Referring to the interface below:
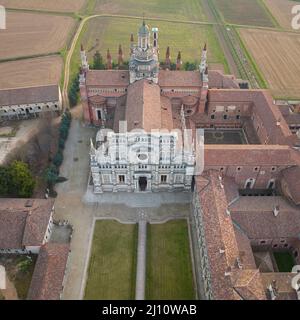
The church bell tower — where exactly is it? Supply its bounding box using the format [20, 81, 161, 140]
[129, 20, 159, 84]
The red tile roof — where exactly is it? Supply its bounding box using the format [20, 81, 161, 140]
[126, 79, 162, 131]
[230, 196, 300, 239]
[280, 166, 300, 205]
[159, 70, 201, 87]
[208, 70, 240, 89]
[86, 70, 129, 87]
[0, 209, 27, 249]
[204, 145, 297, 166]
[27, 243, 70, 300]
[0, 85, 59, 106]
[195, 170, 267, 300]
[232, 269, 266, 300]
[0, 199, 54, 249]
[195, 170, 239, 300]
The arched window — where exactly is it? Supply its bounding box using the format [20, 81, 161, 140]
[245, 178, 255, 189]
[267, 179, 275, 189]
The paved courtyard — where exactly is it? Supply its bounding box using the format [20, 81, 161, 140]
[54, 118, 191, 299]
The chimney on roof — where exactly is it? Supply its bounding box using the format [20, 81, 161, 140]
[276, 117, 281, 126]
[225, 267, 232, 277]
[273, 205, 280, 217]
[236, 257, 243, 269]
[268, 284, 277, 300]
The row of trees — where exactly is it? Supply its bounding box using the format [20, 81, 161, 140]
[69, 75, 80, 108]
[160, 61, 198, 71]
[91, 51, 129, 70]
[0, 161, 36, 198]
[44, 111, 72, 196]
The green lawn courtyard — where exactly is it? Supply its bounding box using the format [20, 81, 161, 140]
[273, 251, 295, 273]
[146, 219, 195, 300]
[84, 220, 138, 299]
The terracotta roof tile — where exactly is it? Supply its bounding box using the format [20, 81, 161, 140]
[0, 199, 54, 248]
[0, 85, 59, 107]
[204, 145, 296, 166]
[86, 70, 129, 87]
[159, 70, 201, 87]
[231, 197, 300, 239]
[126, 79, 161, 131]
[27, 243, 70, 300]
[232, 269, 266, 300]
[281, 166, 300, 205]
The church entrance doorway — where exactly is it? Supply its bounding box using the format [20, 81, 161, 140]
[139, 177, 147, 192]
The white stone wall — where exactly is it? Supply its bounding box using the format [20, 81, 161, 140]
[91, 130, 195, 193]
[42, 207, 54, 244]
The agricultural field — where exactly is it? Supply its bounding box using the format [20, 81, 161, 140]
[70, 17, 228, 80]
[0, 11, 75, 60]
[264, 0, 300, 31]
[0, 55, 63, 89]
[91, 0, 207, 21]
[212, 0, 276, 27]
[239, 28, 300, 99]
[146, 220, 195, 300]
[1, 0, 86, 12]
[84, 220, 138, 300]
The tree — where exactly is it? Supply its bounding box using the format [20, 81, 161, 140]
[183, 61, 197, 71]
[93, 51, 105, 70]
[44, 165, 59, 187]
[53, 151, 63, 167]
[0, 166, 10, 196]
[68, 74, 80, 107]
[8, 161, 36, 198]
[59, 138, 65, 149]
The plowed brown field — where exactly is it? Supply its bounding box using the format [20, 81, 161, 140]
[0, 12, 75, 60]
[264, 0, 300, 31]
[1, 0, 86, 12]
[0, 55, 63, 89]
[240, 28, 300, 99]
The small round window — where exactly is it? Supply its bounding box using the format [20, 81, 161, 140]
[138, 154, 148, 161]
